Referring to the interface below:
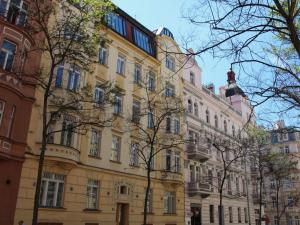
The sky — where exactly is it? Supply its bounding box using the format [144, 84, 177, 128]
[112, 0, 231, 92]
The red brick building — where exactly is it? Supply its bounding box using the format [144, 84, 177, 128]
[0, 1, 41, 224]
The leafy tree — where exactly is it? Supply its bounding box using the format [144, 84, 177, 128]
[25, 1, 116, 225]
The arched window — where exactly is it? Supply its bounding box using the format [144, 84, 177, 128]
[224, 120, 227, 133]
[188, 99, 193, 113]
[206, 109, 210, 124]
[194, 103, 198, 117]
[214, 115, 218, 128]
[232, 125, 235, 137]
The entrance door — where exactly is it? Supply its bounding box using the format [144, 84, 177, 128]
[191, 206, 201, 225]
[116, 203, 129, 225]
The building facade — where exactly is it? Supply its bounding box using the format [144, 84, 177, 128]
[183, 53, 255, 225]
[0, 1, 42, 224]
[14, 4, 185, 225]
[264, 121, 300, 225]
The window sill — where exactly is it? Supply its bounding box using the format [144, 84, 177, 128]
[88, 155, 102, 160]
[39, 207, 66, 211]
[116, 72, 126, 77]
[99, 63, 109, 68]
[163, 213, 177, 216]
[129, 164, 140, 168]
[141, 212, 154, 215]
[83, 208, 102, 213]
[110, 160, 121, 164]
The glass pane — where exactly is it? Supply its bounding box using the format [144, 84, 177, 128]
[46, 181, 56, 207]
[56, 182, 64, 207]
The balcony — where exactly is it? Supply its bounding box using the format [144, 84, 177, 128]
[159, 170, 183, 184]
[186, 143, 210, 162]
[37, 143, 80, 165]
[188, 180, 212, 198]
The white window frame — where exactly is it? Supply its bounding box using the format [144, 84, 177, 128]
[130, 142, 139, 167]
[166, 54, 175, 71]
[190, 72, 195, 85]
[86, 179, 99, 209]
[113, 95, 122, 115]
[99, 47, 108, 65]
[116, 55, 125, 75]
[0, 40, 16, 71]
[164, 192, 176, 214]
[0, 100, 5, 127]
[174, 117, 180, 134]
[174, 152, 180, 173]
[89, 129, 101, 157]
[165, 82, 175, 97]
[148, 71, 156, 91]
[1, 0, 28, 26]
[67, 66, 81, 91]
[111, 135, 121, 161]
[145, 188, 153, 213]
[134, 64, 141, 84]
[40, 172, 65, 208]
[94, 86, 104, 105]
[132, 100, 140, 123]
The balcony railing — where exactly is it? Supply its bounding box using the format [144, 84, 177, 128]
[188, 180, 212, 197]
[186, 142, 210, 162]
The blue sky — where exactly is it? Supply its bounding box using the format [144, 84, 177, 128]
[112, 0, 231, 91]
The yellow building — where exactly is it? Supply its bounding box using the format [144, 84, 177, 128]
[14, 4, 185, 225]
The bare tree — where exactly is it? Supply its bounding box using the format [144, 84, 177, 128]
[125, 72, 185, 225]
[25, 1, 118, 225]
[182, 0, 300, 121]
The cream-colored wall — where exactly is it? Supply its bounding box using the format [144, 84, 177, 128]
[15, 26, 186, 225]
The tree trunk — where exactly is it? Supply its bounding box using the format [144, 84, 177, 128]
[259, 170, 263, 225]
[219, 191, 224, 225]
[143, 165, 151, 225]
[32, 94, 49, 225]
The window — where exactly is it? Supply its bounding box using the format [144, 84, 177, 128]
[209, 205, 214, 223]
[190, 72, 195, 85]
[60, 118, 75, 147]
[0, 100, 4, 127]
[1, 0, 28, 26]
[130, 142, 139, 167]
[227, 175, 232, 194]
[194, 103, 198, 116]
[188, 99, 193, 113]
[145, 188, 153, 213]
[166, 117, 171, 133]
[274, 216, 278, 225]
[147, 112, 154, 128]
[133, 27, 154, 55]
[119, 185, 129, 195]
[166, 54, 175, 71]
[236, 177, 240, 194]
[89, 129, 101, 157]
[206, 109, 210, 124]
[237, 207, 241, 223]
[116, 55, 125, 75]
[272, 196, 276, 208]
[214, 115, 218, 128]
[86, 179, 99, 209]
[295, 216, 299, 225]
[229, 207, 233, 223]
[232, 125, 235, 137]
[55, 63, 64, 87]
[98, 47, 108, 65]
[174, 117, 180, 134]
[105, 13, 127, 37]
[67, 66, 81, 91]
[164, 192, 175, 214]
[224, 120, 227, 133]
[287, 196, 294, 207]
[7, 105, 15, 137]
[148, 71, 156, 91]
[0, 40, 16, 71]
[113, 95, 122, 115]
[94, 86, 104, 105]
[287, 217, 293, 225]
[165, 150, 172, 171]
[165, 83, 175, 97]
[174, 152, 180, 173]
[244, 208, 248, 223]
[134, 64, 141, 84]
[285, 145, 290, 153]
[40, 172, 65, 208]
[132, 100, 140, 123]
[270, 179, 276, 189]
[111, 135, 121, 161]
